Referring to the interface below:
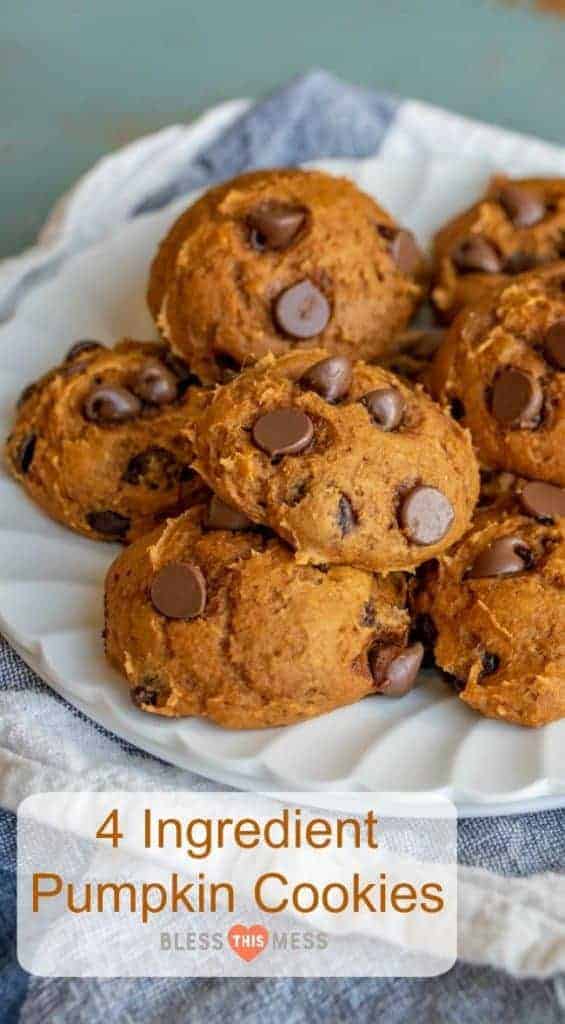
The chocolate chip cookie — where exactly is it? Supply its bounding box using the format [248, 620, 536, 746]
[413, 497, 565, 727]
[429, 264, 565, 486]
[104, 502, 421, 728]
[148, 169, 426, 384]
[189, 349, 479, 573]
[5, 339, 207, 542]
[432, 176, 565, 322]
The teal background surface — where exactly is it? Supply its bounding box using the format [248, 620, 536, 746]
[2, 0, 565, 259]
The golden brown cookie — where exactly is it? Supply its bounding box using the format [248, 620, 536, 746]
[189, 349, 479, 573]
[432, 176, 565, 322]
[413, 499, 565, 727]
[5, 339, 207, 542]
[148, 168, 426, 384]
[429, 264, 565, 486]
[104, 503, 420, 728]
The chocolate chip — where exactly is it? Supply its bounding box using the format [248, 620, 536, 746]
[247, 202, 306, 250]
[544, 320, 565, 370]
[214, 351, 241, 383]
[86, 510, 130, 537]
[83, 385, 141, 423]
[65, 339, 105, 361]
[150, 562, 206, 619]
[273, 280, 330, 339]
[299, 355, 352, 402]
[337, 494, 358, 536]
[390, 230, 421, 275]
[480, 651, 501, 678]
[399, 486, 454, 545]
[503, 250, 538, 275]
[452, 237, 502, 274]
[491, 368, 544, 429]
[131, 685, 159, 708]
[122, 447, 182, 489]
[162, 351, 200, 391]
[468, 535, 532, 578]
[252, 407, 314, 458]
[498, 184, 546, 228]
[449, 397, 466, 421]
[369, 642, 424, 697]
[206, 495, 253, 531]
[132, 362, 178, 406]
[16, 433, 36, 474]
[362, 388, 406, 431]
[519, 480, 565, 522]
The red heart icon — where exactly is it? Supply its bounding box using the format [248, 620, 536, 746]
[227, 924, 269, 962]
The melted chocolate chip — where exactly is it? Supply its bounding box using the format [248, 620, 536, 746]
[399, 486, 454, 546]
[362, 388, 406, 431]
[273, 280, 330, 339]
[490, 368, 544, 429]
[83, 385, 141, 423]
[65, 339, 105, 361]
[449, 396, 466, 422]
[122, 447, 182, 489]
[150, 562, 207, 619]
[337, 494, 358, 536]
[16, 433, 36, 474]
[247, 202, 306, 250]
[252, 407, 314, 457]
[132, 362, 178, 406]
[544, 320, 565, 370]
[452, 237, 502, 274]
[369, 642, 424, 697]
[131, 685, 159, 708]
[86, 510, 130, 538]
[498, 184, 546, 229]
[390, 230, 422, 275]
[299, 355, 352, 403]
[480, 651, 501, 678]
[519, 480, 565, 522]
[206, 495, 253, 531]
[503, 250, 539, 275]
[162, 352, 200, 392]
[468, 535, 532, 578]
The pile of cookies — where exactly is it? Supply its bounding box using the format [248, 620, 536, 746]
[6, 169, 565, 729]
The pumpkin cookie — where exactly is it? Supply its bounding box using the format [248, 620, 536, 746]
[189, 349, 479, 573]
[429, 264, 565, 486]
[5, 339, 207, 542]
[413, 497, 565, 727]
[104, 502, 420, 728]
[148, 168, 426, 383]
[432, 176, 565, 322]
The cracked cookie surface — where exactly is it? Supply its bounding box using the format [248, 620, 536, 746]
[432, 176, 565, 322]
[189, 349, 479, 573]
[104, 503, 413, 728]
[429, 264, 565, 486]
[413, 498, 565, 727]
[148, 168, 426, 384]
[5, 339, 207, 542]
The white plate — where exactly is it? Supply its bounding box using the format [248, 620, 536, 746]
[3, 105, 565, 816]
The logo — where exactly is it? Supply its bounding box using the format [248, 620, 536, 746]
[227, 924, 269, 962]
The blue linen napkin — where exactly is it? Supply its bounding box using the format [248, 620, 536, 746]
[1, 70, 564, 1022]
